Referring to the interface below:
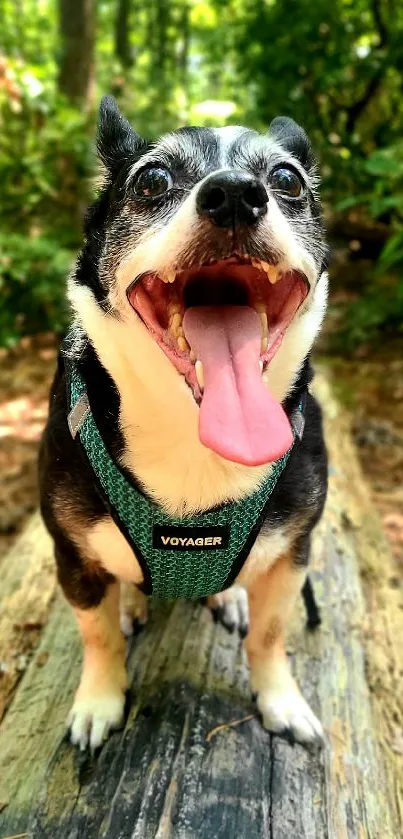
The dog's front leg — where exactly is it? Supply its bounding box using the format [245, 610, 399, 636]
[68, 581, 128, 751]
[244, 545, 324, 747]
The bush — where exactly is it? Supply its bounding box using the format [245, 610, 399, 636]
[0, 72, 89, 346]
[335, 144, 403, 349]
[0, 233, 75, 346]
[0, 97, 93, 246]
[336, 276, 403, 351]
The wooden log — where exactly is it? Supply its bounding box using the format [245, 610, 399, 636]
[0, 513, 56, 721]
[0, 372, 401, 838]
[314, 371, 403, 831]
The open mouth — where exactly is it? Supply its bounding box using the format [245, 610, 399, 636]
[127, 257, 308, 466]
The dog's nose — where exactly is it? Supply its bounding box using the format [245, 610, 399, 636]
[196, 170, 268, 228]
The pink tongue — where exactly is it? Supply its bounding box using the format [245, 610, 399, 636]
[183, 305, 293, 466]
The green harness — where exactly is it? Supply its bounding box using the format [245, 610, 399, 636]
[67, 362, 304, 600]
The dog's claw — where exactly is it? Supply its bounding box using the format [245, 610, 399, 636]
[120, 582, 148, 637]
[207, 584, 249, 638]
[68, 692, 126, 752]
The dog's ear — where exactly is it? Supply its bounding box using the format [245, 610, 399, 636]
[97, 96, 144, 178]
[269, 117, 315, 172]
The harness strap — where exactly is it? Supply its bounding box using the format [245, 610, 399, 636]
[66, 359, 305, 600]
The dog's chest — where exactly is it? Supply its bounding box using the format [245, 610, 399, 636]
[86, 514, 291, 590]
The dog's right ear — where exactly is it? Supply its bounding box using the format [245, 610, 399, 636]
[268, 116, 315, 173]
[97, 96, 144, 179]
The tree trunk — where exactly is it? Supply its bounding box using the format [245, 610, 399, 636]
[178, 1, 190, 88]
[58, 0, 96, 107]
[115, 0, 133, 69]
[155, 0, 169, 78]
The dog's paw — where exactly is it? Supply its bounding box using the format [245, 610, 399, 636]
[207, 584, 249, 637]
[257, 688, 324, 748]
[119, 582, 148, 637]
[68, 690, 126, 752]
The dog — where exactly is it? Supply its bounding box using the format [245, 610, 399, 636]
[39, 96, 329, 752]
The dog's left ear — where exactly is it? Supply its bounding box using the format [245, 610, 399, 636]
[269, 116, 315, 172]
[97, 95, 145, 179]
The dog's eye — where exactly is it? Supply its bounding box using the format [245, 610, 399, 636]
[270, 167, 303, 198]
[134, 167, 173, 197]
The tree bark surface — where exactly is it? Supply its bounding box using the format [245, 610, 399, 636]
[58, 0, 96, 106]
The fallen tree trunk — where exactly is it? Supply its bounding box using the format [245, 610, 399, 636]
[0, 370, 401, 837]
[0, 514, 56, 720]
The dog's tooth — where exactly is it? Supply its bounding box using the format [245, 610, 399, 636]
[178, 336, 189, 353]
[168, 300, 182, 316]
[267, 265, 279, 284]
[171, 313, 182, 334]
[259, 359, 263, 373]
[195, 360, 204, 391]
[190, 349, 196, 362]
[260, 312, 268, 353]
[163, 269, 176, 284]
[255, 301, 265, 314]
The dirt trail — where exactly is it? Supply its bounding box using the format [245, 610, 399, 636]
[0, 334, 57, 559]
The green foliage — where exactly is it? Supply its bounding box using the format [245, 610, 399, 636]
[0, 0, 403, 347]
[0, 82, 92, 245]
[334, 142, 403, 348]
[0, 234, 74, 346]
[338, 144, 403, 222]
[335, 274, 403, 351]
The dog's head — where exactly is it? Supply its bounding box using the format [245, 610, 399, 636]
[70, 96, 328, 468]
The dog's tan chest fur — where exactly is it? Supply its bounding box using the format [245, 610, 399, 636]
[86, 515, 292, 589]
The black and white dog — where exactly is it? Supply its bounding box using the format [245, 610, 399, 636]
[40, 97, 329, 752]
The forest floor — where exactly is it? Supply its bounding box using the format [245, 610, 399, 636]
[0, 333, 56, 559]
[0, 329, 402, 575]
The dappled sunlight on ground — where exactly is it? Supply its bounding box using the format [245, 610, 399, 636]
[0, 395, 48, 441]
[0, 335, 57, 557]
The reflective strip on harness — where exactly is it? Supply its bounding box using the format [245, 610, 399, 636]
[67, 393, 90, 439]
[67, 363, 302, 600]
